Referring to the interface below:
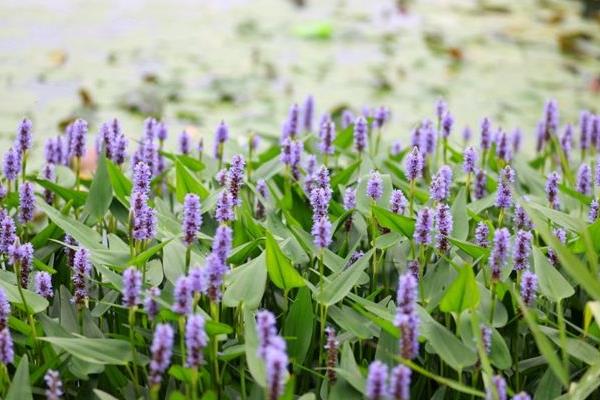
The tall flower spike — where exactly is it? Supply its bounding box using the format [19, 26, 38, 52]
[396, 273, 418, 315]
[256, 310, 286, 359]
[211, 225, 233, 265]
[310, 187, 331, 222]
[496, 130, 511, 161]
[3, 147, 20, 182]
[343, 187, 357, 211]
[312, 216, 332, 249]
[441, 111, 453, 138]
[133, 161, 152, 196]
[391, 140, 402, 156]
[512, 392, 532, 400]
[302, 96, 314, 132]
[580, 110, 591, 151]
[547, 227, 567, 267]
[463, 126, 472, 143]
[353, 116, 368, 153]
[44, 369, 63, 400]
[487, 375, 507, 400]
[405, 147, 424, 181]
[15, 118, 33, 158]
[41, 164, 56, 204]
[341, 110, 354, 130]
[545, 171, 561, 209]
[9, 242, 33, 288]
[480, 117, 492, 150]
[144, 287, 161, 321]
[227, 154, 246, 205]
[256, 179, 269, 219]
[214, 121, 229, 159]
[0, 328, 14, 365]
[0, 288, 10, 330]
[560, 125, 572, 160]
[324, 326, 339, 383]
[69, 118, 88, 159]
[576, 163, 592, 195]
[149, 323, 174, 386]
[18, 182, 35, 224]
[544, 99, 559, 134]
[0, 214, 16, 255]
[72, 247, 92, 306]
[513, 230, 532, 271]
[435, 203, 453, 252]
[512, 128, 522, 153]
[319, 119, 335, 155]
[414, 207, 433, 245]
[474, 169, 487, 200]
[365, 361, 389, 400]
[521, 271, 538, 307]
[589, 199, 599, 223]
[182, 194, 202, 246]
[34, 272, 53, 299]
[186, 314, 208, 368]
[435, 98, 447, 122]
[389, 365, 411, 400]
[179, 130, 191, 155]
[463, 146, 477, 173]
[489, 228, 510, 281]
[367, 170, 384, 201]
[172, 276, 192, 315]
[481, 325, 492, 354]
[189, 266, 206, 295]
[389, 189, 408, 215]
[496, 166, 515, 209]
[423, 121, 436, 155]
[374, 106, 390, 129]
[287, 103, 300, 139]
[266, 346, 288, 400]
[514, 205, 533, 230]
[122, 267, 142, 308]
[215, 191, 234, 223]
[205, 253, 228, 302]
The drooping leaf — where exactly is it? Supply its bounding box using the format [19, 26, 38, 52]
[264, 231, 305, 290]
[440, 265, 479, 313]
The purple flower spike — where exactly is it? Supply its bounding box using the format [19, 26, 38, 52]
[481, 325, 492, 354]
[172, 276, 192, 315]
[441, 112, 453, 138]
[41, 164, 56, 204]
[365, 361, 389, 400]
[256, 310, 279, 359]
[0, 328, 14, 365]
[344, 187, 357, 211]
[34, 272, 53, 299]
[496, 130, 511, 162]
[18, 182, 35, 224]
[512, 392, 532, 400]
[374, 106, 390, 129]
[227, 154, 246, 206]
[405, 147, 424, 181]
[414, 207, 433, 245]
[319, 119, 336, 155]
[133, 161, 152, 196]
[435, 98, 447, 122]
[69, 118, 88, 159]
[489, 228, 510, 281]
[44, 369, 63, 400]
[214, 121, 229, 158]
[521, 271, 538, 307]
[324, 327, 339, 383]
[149, 323, 174, 387]
[302, 95, 314, 132]
[312, 216, 332, 249]
[16, 118, 33, 155]
[580, 110, 591, 151]
[544, 99, 559, 134]
[560, 125, 572, 160]
[367, 171, 384, 201]
[72, 247, 92, 306]
[179, 130, 191, 155]
[266, 346, 288, 400]
[576, 163, 592, 196]
[547, 227, 567, 267]
[0, 288, 11, 330]
[256, 179, 268, 219]
[535, 121, 547, 153]
[215, 191, 235, 223]
[514, 205, 533, 230]
[182, 194, 202, 246]
[480, 118, 492, 150]
[390, 189, 408, 215]
[341, 110, 354, 129]
[487, 375, 507, 400]
[474, 169, 487, 200]
[589, 199, 599, 223]
[430, 167, 451, 202]
[396, 272, 418, 315]
[463, 146, 477, 173]
[9, 242, 33, 288]
[391, 140, 402, 156]
[0, 215, 16, 255]
[145, 287, 161, 321]
[410, 126, 422, 150]
[496, 166, 515, 209]
[287, 103, 300, 139]
[212, 225, 232, 265]
[390, 365, 411, 400]
[435, 203, 453, 252]
[423, 120, 437, 155]
[545, 171, 561, 209]
[186, 314, 208, 367]
[354, 116, 368, 153]
[205, 253, 228, 302]
[463, 126, 472, 143]
[122, 267, 142, 308]
[3, 147, 21, 182]
[156, 121, 168, 142]
[513, 230, 532, 271]
[310, 187, 331, 222]
[512, 128, 522, 153]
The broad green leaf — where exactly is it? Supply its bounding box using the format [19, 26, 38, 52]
[223, 252, 267, 309]
[532, 247, 574, 301]
[284, 287, 313, 365]
[451, 188, 468, 240]
[372, 205, 415, 238]
[105, 159, 132, 205]
[83, 150, 113, 220]
[540, 326, 600, 365]
[332, 125, 353, 149]
[35, 179, 87, 207]
[163, 241, 187, 285]
[356, 174, 393, 215]
[328, 305, 378, 339]
[264, 231, 305, 290]
[6, 355, 32, 400]
[440, 265, 479, 313]
[554, 363, 600, 400]
[93, 389, 120, 400]
[243, 307, 265, 387]
[39, 337, 133, 365]
[331, 159, 360, 187]
[127, 239, 172, 268]
[318, 249, 374, 306]
[175, 159, 209, 202]
[335, 342, 364, 393]
[0, 280, 48, 314]
[449, 237, 489, 260]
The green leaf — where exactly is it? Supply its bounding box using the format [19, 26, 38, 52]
[83, 150, 113, 220]
[223, 252, 267, 309]
[93, 389, 120, 400]
[554, 363, 600, 400]
[35, 179, 87, 207]
[335, 342, 364, 393]
[318, 249, 374, 306]
[371, 205, 415, 238]
[163, 241, 187, 285]
[532, 247, 574, 301]
[440, 265, 479, 313]
[451, 188, 468, 240]
[39, 337, 133, 365]
[6, 355, 32, 400]
[243, 307, 265, 387]
[331, 160, 360, 188]
[105, 159, 132, 205]
[127, 239, 172, 268]
[332, 125, 353, 149]
[284, 287, 314, 365]
[264, 231, 305, 290]
[292, 21, 333, 40]
[449, 238, 489, 260]
[176, 159, 209, 202]
[0, 280, 48, 314]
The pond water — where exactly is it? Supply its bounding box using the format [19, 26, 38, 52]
[0, 0, 598, 153]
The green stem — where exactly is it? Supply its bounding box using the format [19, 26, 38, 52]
[210, 303, 221, 393]
[128, 307, 141, 396]
[557, 300, 569, 372]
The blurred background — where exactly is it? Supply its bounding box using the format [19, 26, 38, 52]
[0, 0, 599, 152]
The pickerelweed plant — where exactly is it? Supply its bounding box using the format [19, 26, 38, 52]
[0, 99, 599, 400]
